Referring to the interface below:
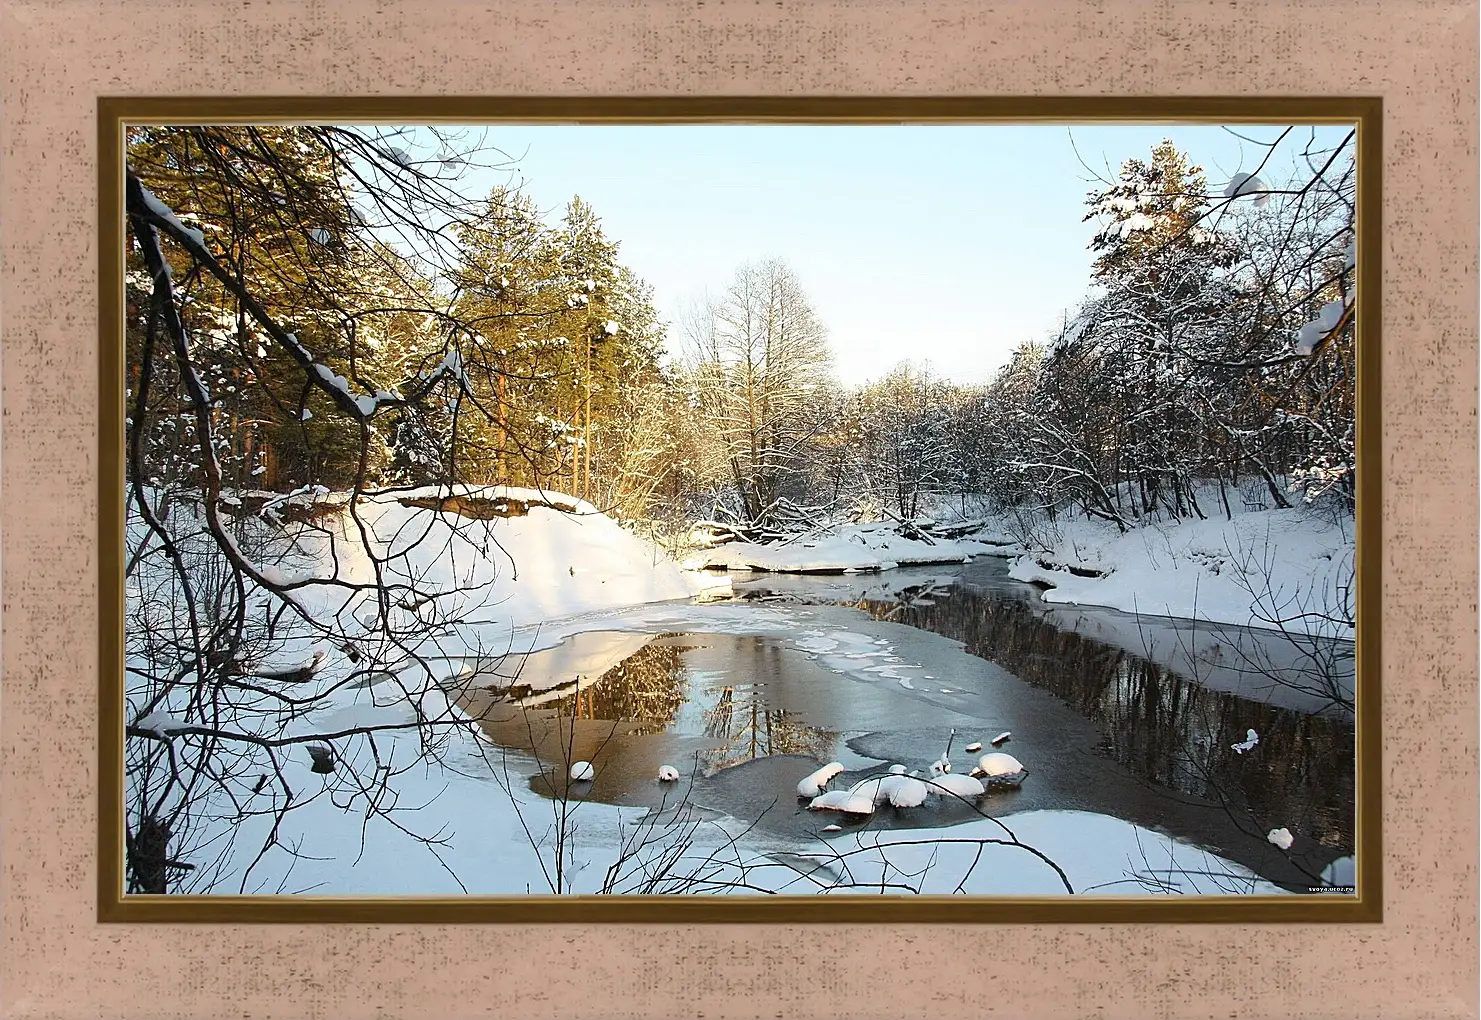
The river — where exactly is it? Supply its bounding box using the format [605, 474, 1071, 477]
[451, 557, 1356, 893]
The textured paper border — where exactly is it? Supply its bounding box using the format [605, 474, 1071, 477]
[3, 1, 1476, 1017]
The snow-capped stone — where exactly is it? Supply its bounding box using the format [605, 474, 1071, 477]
[797, 762, 846, 798]
[809, 789, 875, 815]
[925, 773, 985, 799]
[888, 776, 929, 808]
[976, 752, 1025, 777]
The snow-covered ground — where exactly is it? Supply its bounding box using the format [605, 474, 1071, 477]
[125, 486, 1339, 896]
[202, 697, 1285, 897]
[301, 484, 728, 649]
[676, 494, 1354, 643]
[1003, 506, 1355, 640]
[682, 522, 991, 573]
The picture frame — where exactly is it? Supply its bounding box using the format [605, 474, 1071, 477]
[99, 95, 1379, 923]
[5, 2, 1475, 1018]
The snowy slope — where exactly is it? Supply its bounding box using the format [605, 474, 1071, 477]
[1006, 507, 1355, 639]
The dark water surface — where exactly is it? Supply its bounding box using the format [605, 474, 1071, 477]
[453, 559, 1355, 891]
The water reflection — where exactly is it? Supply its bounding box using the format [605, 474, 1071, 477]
[449, 560, 1354, 878]
[861, 579, 1355, 851]
[546, 638, 691, 731]
[453, 632, 845, 800]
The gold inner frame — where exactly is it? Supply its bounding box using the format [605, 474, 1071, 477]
[98, 96, 1382, 923]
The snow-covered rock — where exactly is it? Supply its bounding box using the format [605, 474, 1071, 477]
[925, 773, 985, 800]
[569, 761, 595, 782]
[797, 762, 846, 798]
[888, 776, 929, 808]
[974, 752, 1026, 777]
[657, 765, 680, 782]
[809, 789, 875, 815]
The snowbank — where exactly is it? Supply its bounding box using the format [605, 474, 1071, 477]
[683, 523, 975, 574]
[1006, 507, 1355, 639]
[251, 485, 730, 656]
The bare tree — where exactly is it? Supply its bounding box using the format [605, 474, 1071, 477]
[122, 125, 567, 893]
[682, 260, 835, 529]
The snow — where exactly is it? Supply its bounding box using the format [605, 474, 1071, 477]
[808, 789, 875, 815]
[1231, 728, 1260, 754]
[250, 647, 326, 676]
[1267, 827, 1295, 850]
[1321, 855, 1355, 887]
[796, 761, 846, 798]
[683, 523, 974, 574]
[887, 776, 929, 808]
[976, 752, 1025, 777]
[800, 811, 1287, 896]
[136, 181, 208, 248]
[272, 485, 723, 659]
[964, 742, 983, 753]
[849, 776, 892, 805]
[131, 615, 1290, 897]
[1316, 298, 1346, 332]
[1294, 320, 1324, 356]
[924, 773, 985, 799]
[132, 710, 191, 737]
[569, 761, 595, 781]
[1294, 294, 1353, 354]
[1117, 212, 1157, 236]
[125, 483, 1324, 899]
[1007, 506, 1354, 639]
[1223, 172, 1270, 207]
[991, 731, 1012, 746]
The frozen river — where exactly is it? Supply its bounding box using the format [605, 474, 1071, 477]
[451, 559, 1356, 893]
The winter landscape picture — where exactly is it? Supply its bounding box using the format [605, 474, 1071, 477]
[117, 114, 1364, 902]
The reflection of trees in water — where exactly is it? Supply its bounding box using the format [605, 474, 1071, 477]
[699, 688, 836, 773]
[548, 638, 691, 729]
[698, 640, 836, 771]
[863, 589, 1355, 851]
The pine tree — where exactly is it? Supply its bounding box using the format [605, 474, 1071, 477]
[449, 186, 564, 486]
[1078, 140, 1245, 518]
[126, 126, 392, 492]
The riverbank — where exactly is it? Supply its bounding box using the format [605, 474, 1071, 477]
[1002, 505, 1355, 640]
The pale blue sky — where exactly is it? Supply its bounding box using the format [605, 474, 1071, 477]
[413, 123, 1353, 386]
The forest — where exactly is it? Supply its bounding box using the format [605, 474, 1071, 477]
[125, 127, 1356, 540]
[120, 124, 1359, 897]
